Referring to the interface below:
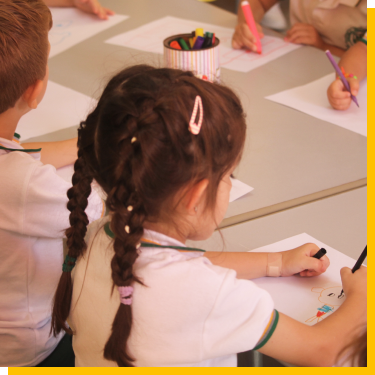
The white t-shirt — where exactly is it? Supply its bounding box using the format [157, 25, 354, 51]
[69, 217, 276, 367]
[290, 0, 367, 49]
[0, 135, 104, 367]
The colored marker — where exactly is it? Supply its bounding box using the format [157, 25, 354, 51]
[179, 38, 190, 50]
[202, 36, 212, 48]
[241, 1, 262, 54]
[325, 50, 359, 107]
[212, 33, 215, 44]
[195, 28, 204, 38]
[170, 40, 181, 50]
[192, 36, 205, 50]
[339, 245, 367, 297]
[312, 248, 327, 259]
[189, 37, 195, 48]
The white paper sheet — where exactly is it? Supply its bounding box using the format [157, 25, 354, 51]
[250, 233, 359, 325]
[16, 81, 97, 141]
[266, 73, 367, 137]
[229, 177, 254, 202]
[56, 171, 252, 204]
[49, 8, 128, 58]
[105, 16, 300, 72]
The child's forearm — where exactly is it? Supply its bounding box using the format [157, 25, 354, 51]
[338, 42, 367, 82]
[22, 138, 77, 169]
[310, 292, 367, 365]
[322, 43, 345, 57]
[204, 251, 267, 279]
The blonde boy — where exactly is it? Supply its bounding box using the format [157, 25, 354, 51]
[0, 0, 104, 366]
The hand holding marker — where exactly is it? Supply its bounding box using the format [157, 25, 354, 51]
[325, 50, 359, 107]
[241, 1, 262, 54]
[338, 245, 367, 298]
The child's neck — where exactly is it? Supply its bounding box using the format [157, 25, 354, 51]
[0, 107, 22, 140]
[143, 221, 187, 244]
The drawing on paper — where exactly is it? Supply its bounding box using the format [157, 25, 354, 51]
[305, 285, 345, 323]
[49, 20, 73, 46]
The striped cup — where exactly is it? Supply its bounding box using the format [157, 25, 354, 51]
[163, 34, 220, 82]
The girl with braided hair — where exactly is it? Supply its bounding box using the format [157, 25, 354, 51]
[51, 65, 366, 367]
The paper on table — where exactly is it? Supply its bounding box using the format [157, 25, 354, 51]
[266, 73, 367, 137]
[229, 178, 254, 202]
[57, 170, 252, 204]
[105, 16, 300, 73]
[49, 8, 128, 58]
[250, 233, 358, 325]
[17, 81, 97, 141]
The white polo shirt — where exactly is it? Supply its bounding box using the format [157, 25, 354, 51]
[69, 217, 277, 367]
[0, 135, 104, 367]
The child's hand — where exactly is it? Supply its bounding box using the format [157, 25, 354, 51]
[73, 0, 114, 20]
[280, 243, 330, 277]
[232, 21, 264, 52]
[284, 23, 325, 50]
[340, 266, 367, 298]
[327, 77, 359, 110]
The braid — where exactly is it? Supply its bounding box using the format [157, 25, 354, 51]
[51, 141, 93, 336]
[103, 133, 146, 366]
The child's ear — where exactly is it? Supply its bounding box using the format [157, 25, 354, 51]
[185, 179, 209, 215]
[22, 80, 44, 110]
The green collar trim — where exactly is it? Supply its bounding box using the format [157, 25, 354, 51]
[0, 146, 42, 153]
[104, 222, 205, 252]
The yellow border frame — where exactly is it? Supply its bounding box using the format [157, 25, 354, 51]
[7, 6, 372, 375]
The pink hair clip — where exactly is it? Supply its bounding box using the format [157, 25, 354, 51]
[118, 286, 134, 305]
[188, 96, 204, 135]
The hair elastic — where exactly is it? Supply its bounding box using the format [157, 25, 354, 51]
[62, 255, 77, 272]
[118, 286, 133, 305]
[188, 96, 204, 135]
[131, 137, 137, 143]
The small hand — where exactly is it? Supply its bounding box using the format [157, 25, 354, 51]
[340, 266, 367, 298]
[232, 21, 264, 52]
[73, 0, 114, 20]
[281, 243, 330, 277]
[327, 77, 359, 110]
[284, 23, 325, 50]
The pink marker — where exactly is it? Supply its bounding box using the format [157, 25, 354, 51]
[241, 1, 262, 54]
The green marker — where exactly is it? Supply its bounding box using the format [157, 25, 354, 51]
[179, 38, 190, 50]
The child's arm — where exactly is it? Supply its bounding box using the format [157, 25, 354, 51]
[43, 0, 114, 20]
[22, 138, 77, 169]
[232, 0, 277, 51]
[327, 41, 367, 110]
[204, 243, 329, 279]
[284, 23, 345, 56]
[258, 266, 367, 366]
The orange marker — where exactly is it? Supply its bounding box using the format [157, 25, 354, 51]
[170, 40, 182, 50]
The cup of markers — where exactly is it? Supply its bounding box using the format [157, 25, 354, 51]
[163, 28, 220, 82]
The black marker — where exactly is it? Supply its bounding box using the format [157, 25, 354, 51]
[339, 245, 367, 298]
[312, 248, 327, 259]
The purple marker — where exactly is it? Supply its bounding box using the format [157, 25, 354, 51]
[325, 50, 359, 107]
[192, 36, 204, 50]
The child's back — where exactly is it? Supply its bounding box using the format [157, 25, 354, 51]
[0, 0, 103, 366]
[70, 218, 273, 366]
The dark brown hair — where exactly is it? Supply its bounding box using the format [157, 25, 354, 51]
[51, 65, 247, 366]
[0, 0, 52, 114]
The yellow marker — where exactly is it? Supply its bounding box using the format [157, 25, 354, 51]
[195, 28, 204, 38]
[189, 38, 195, 48]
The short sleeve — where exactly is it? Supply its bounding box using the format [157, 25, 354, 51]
[22, 158, 104, 238]
[202, 268, 275, 358]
